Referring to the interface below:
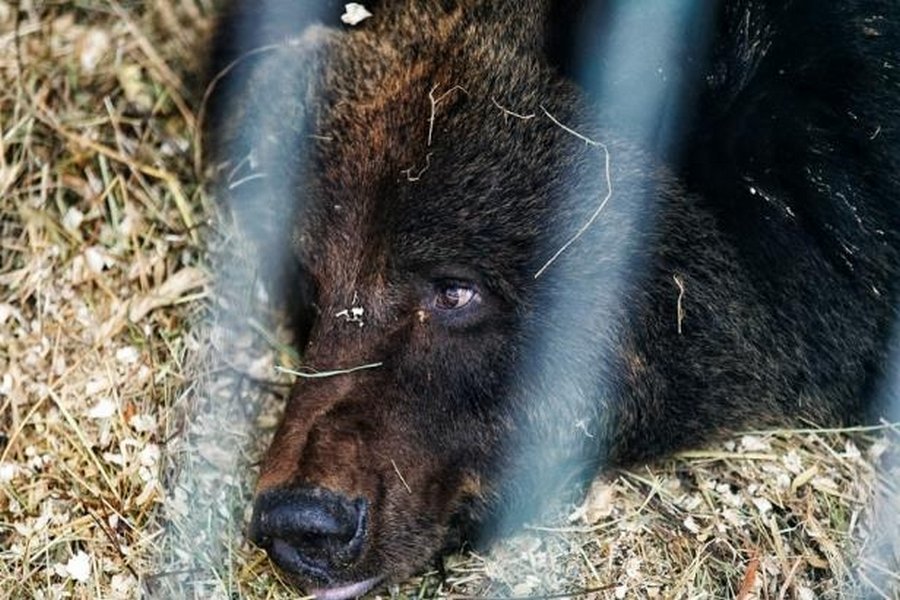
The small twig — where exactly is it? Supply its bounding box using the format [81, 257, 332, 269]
[227, 172, 268, 191]
[274, 362, 383, 379]
[673, 274, 686, 334]
[447, 583, 617, 600]
[741, 421, 900, 436]
[0, 394, 48, 464]
[13, 0, 24, 97]
[534, 106, 613, 279]
[87, 509, 141, 582]
[219, 363, 292, 391]
[391, 459, 412, 494]
[574, 418, 595, 439]
[402, 152, 432, 181]
[540, 105, 604, 145]
[675, 450, 778, 461]
[776, 557, 804, 600]
[226, 151, 255, 183]
[427, 84, 469, 146]
[736, 552, 759, 600]
[491, 97, 536, 122]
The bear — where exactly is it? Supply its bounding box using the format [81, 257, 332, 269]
[204, 0, 900, 597]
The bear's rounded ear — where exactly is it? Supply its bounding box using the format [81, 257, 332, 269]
[201, 22, 336, 181]
[201, 1, 362, 166]
[206, 0, 380, 85]
[201, 4, 347, 304]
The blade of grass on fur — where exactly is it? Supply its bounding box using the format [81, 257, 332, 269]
[246, 317, 301, 363]
[274, 363, 383, 379]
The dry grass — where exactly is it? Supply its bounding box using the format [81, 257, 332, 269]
[1, 2, 899, 599]
[1, 1, 212, 597]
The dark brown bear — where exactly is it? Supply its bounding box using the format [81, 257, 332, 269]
[206, 1, 900, 597]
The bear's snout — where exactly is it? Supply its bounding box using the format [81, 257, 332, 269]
[249, 486, 368, 582]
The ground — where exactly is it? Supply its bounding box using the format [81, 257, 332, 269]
[1, 2, 899, 598]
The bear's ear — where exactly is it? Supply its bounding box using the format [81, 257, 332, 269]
[206, 0, 381, 83]
[202, 23, 335, 180]
[201, 6, 341, 310]
[202, 1, 359, 162]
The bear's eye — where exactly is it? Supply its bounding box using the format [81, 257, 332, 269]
[433, 282, 478, 310]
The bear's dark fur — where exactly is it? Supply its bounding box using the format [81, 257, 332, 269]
[206, 1, 900, 597]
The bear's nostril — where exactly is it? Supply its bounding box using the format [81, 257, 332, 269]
[249, 487, 367, 577]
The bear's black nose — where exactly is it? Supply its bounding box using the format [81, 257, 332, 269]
[249, 486, 367, 580]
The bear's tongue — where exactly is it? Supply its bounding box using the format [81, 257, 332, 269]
[310, 576, 383, 600]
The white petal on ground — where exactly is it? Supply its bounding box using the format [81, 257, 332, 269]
[115, 346, 139, 365]
[87, 398, 116, 419]
[64, 551, 91, 583]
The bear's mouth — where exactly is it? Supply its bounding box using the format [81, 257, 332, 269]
[308, 576, 383, 600]
[266, 537, 382, 599]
